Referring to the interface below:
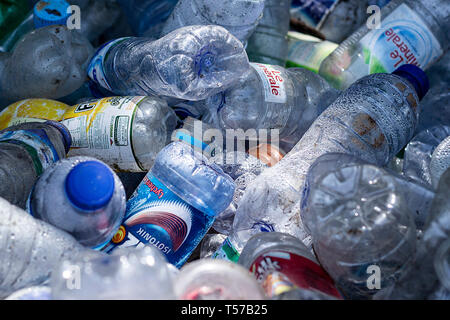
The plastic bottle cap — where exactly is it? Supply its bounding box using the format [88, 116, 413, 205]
[392, 64, 430, 101]
[44, 120, 72, 153]
[34, 0, 71, 29]
[65, 161, 115, 211]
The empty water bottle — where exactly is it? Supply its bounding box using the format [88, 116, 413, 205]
[238, 232, 342, 300]
[0, 196, 88, 299]
[430, 136, 450, 188]
[174, 259, 265, 300]
[28, 156, 127, 249]
[161, 0, 265, 45]
[60, 96, 178, 172]
[88, 25, 249, 101]
[51, 246, 175, 299]
[301, 161, 416, 299]
[103, 142, 235, 268]
[246, 0, 291, 66]
[0, 121, 71, 208]
[319, 0, 449, 90]
[215, 65, 429, 259]
[0, 25, 94, 106]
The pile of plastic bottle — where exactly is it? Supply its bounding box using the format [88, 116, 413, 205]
[0, 0, 449, 300]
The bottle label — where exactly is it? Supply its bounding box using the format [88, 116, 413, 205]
[61, 96, 145, 172]
[290, 0, 340, 29]
[0, 99, 69, 130]
[250, 63, 287, 104]
[211, 237, 240, 263]
[249, 250, 342, 299]
[360, 4, 443, 74]
[0, 129, 60, 176]
[87, 37, 131, 91]
[286, 39, 338, 73]
[103, 172, 211, 267]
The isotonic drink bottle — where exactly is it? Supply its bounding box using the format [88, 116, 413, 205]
[0, 196, 89, 299]
[301, 160, 416, 299]
[51, 246, 175, 300]
[174, 259, 265, 300]
[60, 96, 178, 172]
[319, 0, 449, 90]
[88, 25, 250, 101]
[214, 64, 429, 260]
[0, 121, 71, 208]
[28, 156, 127, 249]
[103, 142, 235, 268]
[246, 0, 291, 66]
[238, 232, 342, 300]
[0, 25, 94, 106]
[161, 0, 265, 45]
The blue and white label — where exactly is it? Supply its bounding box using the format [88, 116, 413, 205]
[103, 172, 214, 267]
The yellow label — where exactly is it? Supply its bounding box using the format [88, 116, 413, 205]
[0, 99, 70, 130]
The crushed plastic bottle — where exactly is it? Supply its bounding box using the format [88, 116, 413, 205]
[51, 246, 175, 300]
[174, 259, 265, 300]
[0, 121, 71, 208]
[28, 156, 127, 250]
[246, 0, 291, 66]
[88, 25, 250, 101]
[319, 0, 449, 90]
[60, 96, 178, 172]
[214, 65, 429, 260]
[161, 0, 265, 45]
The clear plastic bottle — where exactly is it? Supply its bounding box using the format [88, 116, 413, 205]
[103, 142, 235, 268]
[200, 233, 228, 259]
[319, 0, 449, 90]
[302, 160, 417, 299]
[0, 121, 71, 209]
[198, 63, 340, 148]
[430, 136, 450, 189]
[116, 0, 178, 38]
[246, 0, 291, 66]
[60, 96, 178, 172]
[0, 25, 94, 106]
[174, 259, 265, 300]
[51, 246, 175, 300]
[28, 156, 127, 250]
[215, 65, 429, 260]
[161, 0, 265, 45]
[88, 25, 250, 101]
[238, 232, 342, 300]
[0, 196, 88, 299]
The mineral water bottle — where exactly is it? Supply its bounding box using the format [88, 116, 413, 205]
[103, 142, 235, 268]
[430, 136, 450, 188]
[238, 232, 343, 300]
[174, 259, 265, 300]
[60, 96, 178, 172]
[198, 63, 340, 149]
[116, 0, 178, 38]
[301, 160, 417, 299]
[0, 196, 88, 299]
[215, 64, 429, 260]
[0, 25, 94, 106]
[0, 121, 71, 208]
[161, 0, 265, 45]
[87, 25, 250, 101]
[246, 0, 291, 66]
[319, 0, 449, 90]
[403, 125, 450, 187]
[51, 246, 175, 300]
[28, 156, 127, 249]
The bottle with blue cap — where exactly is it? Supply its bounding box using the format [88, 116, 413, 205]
[0, 121, 71, 209]
[213, 64, 431, 262]
[103, 141, 235, 268]
[28, 156, 127, 250]
[33, 0, 71, 29]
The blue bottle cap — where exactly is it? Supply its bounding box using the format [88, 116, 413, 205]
[34, 0, 71, 29]
[65, 161, 115, 211]
[392, 64, 430, 101]
[44, 120, 72, 153]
